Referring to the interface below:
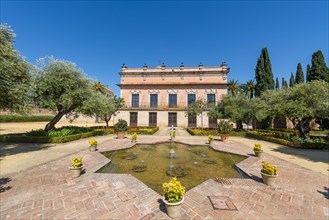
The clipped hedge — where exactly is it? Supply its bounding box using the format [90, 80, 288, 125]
[0, 130, 105, 143]
[126, 127, 159, 135]
[186, 128, 246, 137]
[0, 115, 53, 122]
[246, 132, 329, 150]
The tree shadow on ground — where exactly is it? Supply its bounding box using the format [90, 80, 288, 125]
[317, 187, 329, 199]
[271, 146, 329, 163]
[0, 143, 53, 158]
[0, 178, 12, 193]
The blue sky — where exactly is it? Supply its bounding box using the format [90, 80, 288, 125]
[1, 0, 328, 96]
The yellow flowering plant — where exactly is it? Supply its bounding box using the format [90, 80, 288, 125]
[89, 139, 98, 147]
[208, 135, 214, 141]
[253, 144, 262, 152]
[162, 177, 185, 203]
[261, 161, 278, 176]
[71, 157, 83, 168]
[132, 133, 137, 141]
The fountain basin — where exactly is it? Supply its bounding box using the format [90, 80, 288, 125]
[97, 142, 246, 194]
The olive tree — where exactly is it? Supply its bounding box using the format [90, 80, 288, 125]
[185, 98, 208, 129]
[32, 57, 93, 131]
[80, 93, 125, 128]
[208, 94, 255, 131]
[0, 24, 31, 112]
[254, 80, 329, 138]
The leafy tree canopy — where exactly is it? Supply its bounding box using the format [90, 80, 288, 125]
[32, 57, 93, 131]
[254, 80, 329, 137]
[0, 24, 31, 112]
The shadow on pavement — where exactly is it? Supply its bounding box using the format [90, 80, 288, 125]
[0, 177, 12, 193]
[272, 146, 329, 164]
[0, 143, 53, 158]
[317, 187, 329, 199]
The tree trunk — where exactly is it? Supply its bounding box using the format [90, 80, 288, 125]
[45, 111, 66, 131]
[236, 120, 243, 131]
[200, 113, 203, 130]
[103, 114, 112, 129]
[295, 117, 312, 139]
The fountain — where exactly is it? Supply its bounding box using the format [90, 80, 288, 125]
[98, 142, 246, 194]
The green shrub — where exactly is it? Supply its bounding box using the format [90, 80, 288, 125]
[246, 131, 329, 150]
[26, 126, 94, 137]
[114, 119, 128, 132]
[0, 115, 53, 122]
[261, 161, 278, 175]
[218, 120, 233, 134]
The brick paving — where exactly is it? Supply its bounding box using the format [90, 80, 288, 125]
[1, 137, 328, 219]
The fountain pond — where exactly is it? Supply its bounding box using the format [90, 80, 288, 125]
[97, 142, 246, 194]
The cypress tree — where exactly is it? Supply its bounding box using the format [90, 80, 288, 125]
[306, 64, 311, 82]
[289, 73, 295, 87]
[255, 48, 275, 97]
[275, 77, 280, 90]
[282, 77, 287, 89]
[310, 50, 329, 82]
[295, 63, 304, 84]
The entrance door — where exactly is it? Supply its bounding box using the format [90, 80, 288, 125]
[168, 113, 177, 127]
[209, 118, 217, 129]
[188, 115, 196, 128]
[130, 112, 138, 128]
[149, 112, 157, 127]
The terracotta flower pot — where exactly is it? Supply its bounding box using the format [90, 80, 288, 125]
[254, 150, 263, 157]
[261, 172, 278, 186]
[162, 196, 184, 218]
[117, 132, 125, 139]
[220, 134, 229, 142]
[70, 167, 82, 178]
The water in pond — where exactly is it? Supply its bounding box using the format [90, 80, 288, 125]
[97, 142, 246, 194]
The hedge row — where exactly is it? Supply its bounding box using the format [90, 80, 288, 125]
[246, 132, 329, 150]
[0, 130, 106, 143]
[186, 128, 246, 137]
[0, 127, 159, 143]
[126, 127, 159, 135]
[0, 115, 53, 122]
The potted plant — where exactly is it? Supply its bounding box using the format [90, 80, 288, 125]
[69, 156, 83, 178]
[261, 161, 278, 186]
[114, 119, 128, 139]
[208, 135, 214, 144]
[170, 130, 176, 140]
[162, 177, 185, 218]
[217, 120, 232, 142]
[89, 139, 98, 152]
[253, 143, 263, 157]
[132, 133, 137, 142]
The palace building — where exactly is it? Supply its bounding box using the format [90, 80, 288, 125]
[116, 62, 229, 128]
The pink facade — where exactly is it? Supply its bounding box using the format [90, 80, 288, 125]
[117, 63, 229, 128]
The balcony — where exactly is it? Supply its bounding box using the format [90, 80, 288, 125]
[125, 102, 187, 110]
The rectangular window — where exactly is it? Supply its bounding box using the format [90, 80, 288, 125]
[207, 94, 216, 104]
[169, 94, 177, 108]
[187, 94, 196, 106]
[131, 94, 139, 107]
[150, 94, 158, 108]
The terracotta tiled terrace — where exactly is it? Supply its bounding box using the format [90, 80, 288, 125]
[1, 135, 328, 219]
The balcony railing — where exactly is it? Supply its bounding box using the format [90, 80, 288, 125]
[125, 102, 215, 110]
